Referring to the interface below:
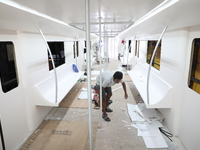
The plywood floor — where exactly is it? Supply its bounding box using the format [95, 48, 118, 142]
[59, 82, 91, 108]
[20, 58, 186, 150]
[20, 120, 98, 150]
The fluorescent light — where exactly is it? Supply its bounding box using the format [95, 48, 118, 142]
[0, 0, 69, 26]
[117, 0, 179, 38]
[0, 0, 98, 37]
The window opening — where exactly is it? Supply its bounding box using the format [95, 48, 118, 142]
[73, 41, 79, 58]
[0, 42, 18, 93]
[128, 40, 132, 53]
[47, 42, 65, 70]
[73, 42, 76, 58]
[76, 41, 79, 57]
[146, 40, 161, 70]
[188, 38, 200, 94]
[84, 40, 92, 53]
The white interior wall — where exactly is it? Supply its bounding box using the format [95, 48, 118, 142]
[135, 29, 190, 136]
[17, 32, 81, 132]
[17, 32, 53, 132]
[76, 39, 86, 71]
[179, 25, 200, 150]
[131, 40, 136, 56]
[129, 40, 137, 67]
[2, 26, 200, 150]
[137, 40, 147, 64]
[65, 42, 76, 66]
[158, 29, 189, 137]
[0, 31, 29, 150]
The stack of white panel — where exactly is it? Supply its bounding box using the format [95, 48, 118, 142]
[127, 103, 168, 149]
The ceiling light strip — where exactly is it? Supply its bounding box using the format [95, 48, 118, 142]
[0, 0, 68, 26]
[117, 0, 179, 37]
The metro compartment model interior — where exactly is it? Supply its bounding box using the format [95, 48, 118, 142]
[0, 0, 200, 150]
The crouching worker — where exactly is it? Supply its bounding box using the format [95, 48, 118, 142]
[94, 71, 128, 122]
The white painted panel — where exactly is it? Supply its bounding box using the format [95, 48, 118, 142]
[157, 30, 189, 137]
[178, 25, 200, 150]
[0, 2, 87, 37]
[137, 40, 147, 64]
[34, 64, 84, 106]
[9, 0, 162, 31]
[0, 31, 29, 150]
[16, 32, 83, 133]
[17, 33, 56, 131]
[143, 130, 168, 149]
[64, 41, 73, 55]
[132, 29, 190, 139]
[128, 62, 173, 108]
[119, 0, 200, 38]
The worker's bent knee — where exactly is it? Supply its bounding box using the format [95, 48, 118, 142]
[107, 94, 112, 97]
[102, 97, 107, 101]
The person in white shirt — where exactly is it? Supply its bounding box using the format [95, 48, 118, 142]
[94, 71, 128, 121]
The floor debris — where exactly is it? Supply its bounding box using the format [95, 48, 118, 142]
[127, 103, 169, 148]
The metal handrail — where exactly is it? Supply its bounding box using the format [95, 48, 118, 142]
[146, 26, 168, 105]
[38, 28, 58, 103]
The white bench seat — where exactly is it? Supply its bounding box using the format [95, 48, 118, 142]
[34, 64, 84, 106]
[128, 62, 173, 108]
[120, 55, 133, 65]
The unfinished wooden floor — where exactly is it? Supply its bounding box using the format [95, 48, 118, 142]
[20, 58, 186, 150]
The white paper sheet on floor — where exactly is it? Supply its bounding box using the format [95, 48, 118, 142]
[127, 103, 168, 149]
[127, 104, 145, 122]
[143, 130, 168, 148]
[135, 121, 163, 131]
[138, 128, 158, 137]
[91, 71, 100, 75]
[78, 88, 94, 99]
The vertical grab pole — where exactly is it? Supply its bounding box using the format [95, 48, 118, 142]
[85, 0, 93, 149]
[99, 17, 103, 129]
[103, 26, 106, 71]
[106, 35, 108, 70]
[147, 26, 167, 105]
[38, 28, 58, 103]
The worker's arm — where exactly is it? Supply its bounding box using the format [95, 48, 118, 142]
[121, 82, 128, 99]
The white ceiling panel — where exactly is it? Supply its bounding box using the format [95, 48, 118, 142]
[11, 0, 163, 22]
[0, 0, 164, 37]
[118, 0, 200, 39]
[0, 1, 87, 37]
[3, 0, 200, 39]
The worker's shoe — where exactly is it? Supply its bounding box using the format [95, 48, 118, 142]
[107, 100, 113, 106]
[106, 107, 113, 112]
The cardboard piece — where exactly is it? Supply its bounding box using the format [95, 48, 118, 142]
[20, 121, 98, 150]
[59, 83, 93, 108]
